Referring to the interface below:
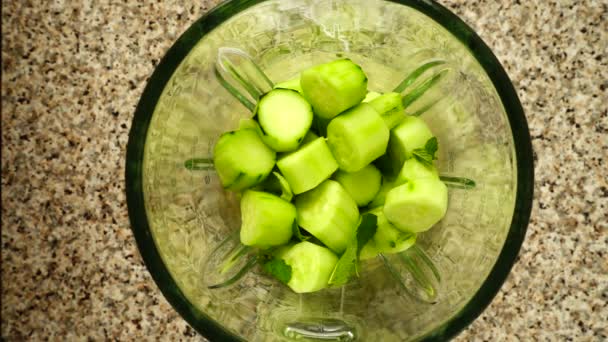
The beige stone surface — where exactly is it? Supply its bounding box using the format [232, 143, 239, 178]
[1, 0, 606, 340]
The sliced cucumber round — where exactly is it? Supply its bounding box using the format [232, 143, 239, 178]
[278, 241, 338, 293]
[274, 76, 303, 94]
[395, 158, 439, 186]
[256, 89, 313, 152]
[383, 178, 448, 233]
[295, 180, 359, 254]
[300, 59, 368, 119]
[326, 103, 389, 172]
[277, 137, 338, 194]
[213, 129, 276, 191]
[388, 116, 434, 172]
[240, 190, 295, 248]
[368, 92, 405, 129]
[334, 164, 382, 207]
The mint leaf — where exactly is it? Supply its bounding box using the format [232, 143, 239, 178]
[262, 258, 292, 285]
[412, 137, 438, 168]
[292, 221, 310, 242]
[328, 213, 378, 286]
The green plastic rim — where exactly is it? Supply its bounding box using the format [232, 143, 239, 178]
[125, 0, 534, 341]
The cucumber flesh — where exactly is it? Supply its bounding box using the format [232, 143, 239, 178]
[302, 130, 319, 144]
[383, 178, 448, 233]
[240, 190, 295, 248]
[367, 207, 416, 254]
[274, 76, 303, 94]
[387, 116, 434, 172]
[334, 164, 382, 206]
[257, 89, 313, 152]
[278, 241, 338, 293]
[368, 177, 395, 208]
[300, 59, 368, 119]
[368, 92, 405, 129]
[277, 137, 338, 194]
[295, 180, 360, 253]
[326, 103, 389, 172]
[238, 118, 259, 130]
[395, 158, 439, 186]
[363, 91, 381, 103]
[359, 240, 379, 260]
[213, 129, 276, 191]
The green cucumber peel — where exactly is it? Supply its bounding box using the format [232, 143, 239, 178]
[328, 213, 378, 286]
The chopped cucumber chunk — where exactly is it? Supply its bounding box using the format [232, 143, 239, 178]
[213, 129, 276, 191]
[334, 164, 382, 206]
[278, 241, 338, 293]
[302, 130, 319, 145]
[368, 92, 405, 129]
[257, 89, 313, 152]
[359, 240, 379, 260]
[363, 91, 381, 102]
[240, 190, 295, 248]
[277, 137, 339, 194]
[300, 59, 368, 119]
[383, 178, 448, 233]
[327, 103, 389, 172]
[387, 116, 434, 172]
[368, 207, 416, 254]
[295, 180, 359, 253]
[395, 158, 439, 186]
[274, 76, 303, 94]
[368, 177, 395, 208]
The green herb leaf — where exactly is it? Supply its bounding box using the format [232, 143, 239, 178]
[292, 221, 311, 242]
[328, 213, 378, 286]
[262, 258, 292, 285]
[412, 137, 438, 168]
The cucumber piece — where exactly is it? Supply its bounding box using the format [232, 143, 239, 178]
[295, 180, 360, 253]
[326, 103, 390, 172]
[274, 76, 302, 94]
[359, 240, 379, 261]
[334, 164, 382, 206]
[395, 158, 439, 186]
[363, 91, 381, 103]
[256, 89, 313, 152]
[368, 92, 405, 129]
[368, 177, 395, 208]
[387, 116, 434, 172]
[238, 118, 259, 130]
[278, 241, 338, 293]
[367, 207, 416, 254]
[383, 178, 448, 233]
[213, 129, 276, 191]
[256, 171, 293, 202]
[302, 130, 319, 145]
[240, 190, 295, 248]
[300, 59, 368, 119]
[277, 137, 338, 194]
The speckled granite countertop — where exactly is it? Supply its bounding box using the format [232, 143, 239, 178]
[2, 0, 607, 340]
